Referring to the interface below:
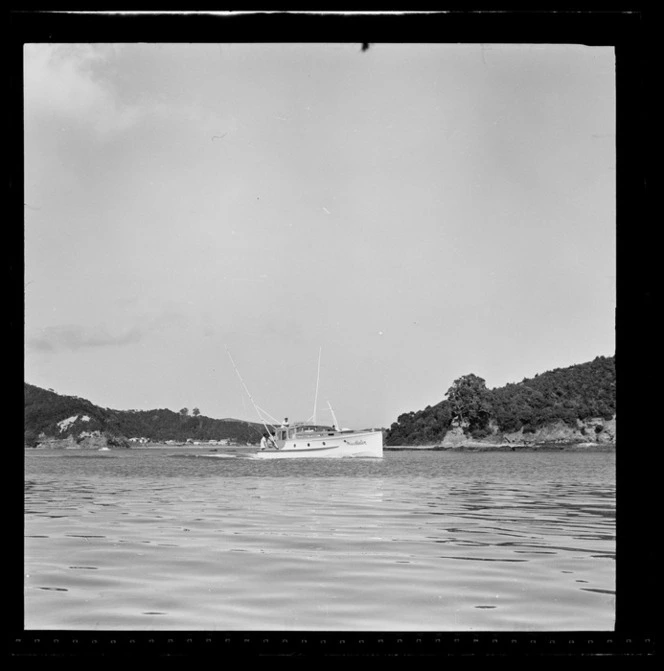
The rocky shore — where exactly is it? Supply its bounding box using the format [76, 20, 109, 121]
[387, 416, 616, 451]
[27, 432, 129, 450]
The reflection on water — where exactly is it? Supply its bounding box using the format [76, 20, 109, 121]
[24, 449, 615, 631]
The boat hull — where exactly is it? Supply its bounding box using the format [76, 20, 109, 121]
[249, 430, 383, 459]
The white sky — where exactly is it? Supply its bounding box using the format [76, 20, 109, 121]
[24, 43, 616, 429]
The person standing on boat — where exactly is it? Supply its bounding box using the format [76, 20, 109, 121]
[260, 433, 270, 451]
[269, 431, 278, 449]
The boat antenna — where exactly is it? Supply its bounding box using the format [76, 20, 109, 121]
[311, 346, 322, 425]
[327, 401, 340, 432]
[224, 346, 276, 437]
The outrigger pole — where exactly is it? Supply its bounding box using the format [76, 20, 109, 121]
[224, 346, 278, 438]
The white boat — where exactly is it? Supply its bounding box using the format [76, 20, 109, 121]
[226, 346, 383, 459]
[249, 421, 383, 459]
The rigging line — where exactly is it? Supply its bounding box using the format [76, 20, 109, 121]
[254, 406, 281, 426]
[224, 346, 275, 437]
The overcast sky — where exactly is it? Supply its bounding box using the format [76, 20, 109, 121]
[23, 42, 615, 429]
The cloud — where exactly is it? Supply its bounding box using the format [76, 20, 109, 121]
[26, 309, 190, 354]
[26, 323, 145, 353]
[24, 44, 142, 138]
[24, 44, 228, 142]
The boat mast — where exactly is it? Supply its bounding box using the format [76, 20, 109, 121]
[312, 346, 322, 425]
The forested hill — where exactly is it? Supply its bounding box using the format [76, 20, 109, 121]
[24, 384, 264, 447]
[385, 355, 616, 446]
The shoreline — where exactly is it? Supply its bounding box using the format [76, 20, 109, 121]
[24, 443, 258, 451]
[26, 442, 615, 453]
[386, 442, 615, 452]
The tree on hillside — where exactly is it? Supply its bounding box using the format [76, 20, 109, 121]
[179, 408, 189, 416]
[192, 407, 203, 435]
[445, 374, 491, 436]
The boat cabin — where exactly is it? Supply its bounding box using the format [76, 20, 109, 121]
[275, 424, 337, 441]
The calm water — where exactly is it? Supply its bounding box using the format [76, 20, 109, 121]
[24, 448, 615, 631]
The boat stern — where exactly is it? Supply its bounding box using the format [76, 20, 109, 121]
[340, 430, 383, 458]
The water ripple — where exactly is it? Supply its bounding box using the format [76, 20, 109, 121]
[24, 448, 615, 631]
